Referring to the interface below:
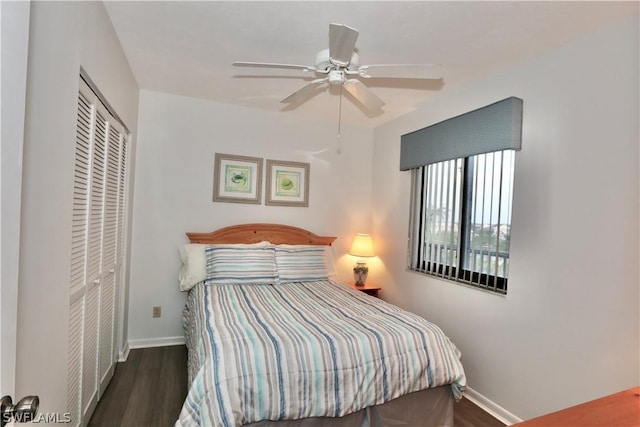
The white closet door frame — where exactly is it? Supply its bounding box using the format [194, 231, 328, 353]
[114, 133, 130, 363]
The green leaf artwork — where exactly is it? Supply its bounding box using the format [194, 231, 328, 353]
[275, 171, 300, 197]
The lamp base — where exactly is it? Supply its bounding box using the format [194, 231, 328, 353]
[353, 262, 369, 286]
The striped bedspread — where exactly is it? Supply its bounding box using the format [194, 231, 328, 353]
[176, 280, 466, 427]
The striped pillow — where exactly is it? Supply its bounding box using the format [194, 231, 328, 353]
[205, 243, 278, 285]
[275, 245, 328, 283]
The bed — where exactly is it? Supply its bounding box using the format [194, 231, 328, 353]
[175, 224, 466, 427]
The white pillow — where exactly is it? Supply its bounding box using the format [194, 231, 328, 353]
[178, 244, 207, 291]
[323, 246, 337, 278]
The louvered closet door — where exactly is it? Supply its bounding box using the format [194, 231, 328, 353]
[81, 99, 108, 421]
[98, 116, 123, 395]
[68, 78, 130, 427]
[68, 84, 94, 427]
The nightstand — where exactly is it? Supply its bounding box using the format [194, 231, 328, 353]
[347, 282, 381, 298]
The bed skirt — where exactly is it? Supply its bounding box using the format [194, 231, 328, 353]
[246, 386, 454, 427]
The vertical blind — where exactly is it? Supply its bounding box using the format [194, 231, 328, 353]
[410, 158, 462, 280]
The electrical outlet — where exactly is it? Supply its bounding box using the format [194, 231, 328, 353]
[152, 306, 161, 318]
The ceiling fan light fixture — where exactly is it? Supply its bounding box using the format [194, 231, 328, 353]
[328, 70, 345, 85]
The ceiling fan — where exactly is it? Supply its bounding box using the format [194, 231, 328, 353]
[233, 23, 443, 112]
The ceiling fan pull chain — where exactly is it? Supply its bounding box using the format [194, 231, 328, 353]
[337, 84, 343, 137]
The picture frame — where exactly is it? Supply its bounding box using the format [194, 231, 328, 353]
[265, 160, 310, 207]
[213, 153, 263, 204]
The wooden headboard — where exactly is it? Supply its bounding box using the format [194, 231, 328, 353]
[186, 223, 336, 246]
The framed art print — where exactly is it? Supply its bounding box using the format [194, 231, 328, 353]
[265, 160, 310, 207]
[213, 153, 263, 204]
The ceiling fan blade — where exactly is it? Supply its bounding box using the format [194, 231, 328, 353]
[233, 62, 318, 73]
[357, 64, 443, 80]
[281, 78, 329, 104]
[329, 23, 358, 67]
[343, 79, 385, 110]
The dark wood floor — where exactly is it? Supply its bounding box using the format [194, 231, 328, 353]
[454, 397, 506, 427]
[88, 345, 188, 427]
[89, 345, 505, 427]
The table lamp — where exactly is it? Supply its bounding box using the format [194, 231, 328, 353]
[349, 233, 375, 286]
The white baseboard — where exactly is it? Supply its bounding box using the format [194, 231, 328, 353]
[118, 341, 131, 362]
[127, 336, 186, 350]
[465, 386, 523, 425]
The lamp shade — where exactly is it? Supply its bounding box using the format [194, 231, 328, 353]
[349, 234, 375, 258]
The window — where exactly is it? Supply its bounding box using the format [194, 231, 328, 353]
[400, 97, 523, 295]
[408, 150, 515, 294]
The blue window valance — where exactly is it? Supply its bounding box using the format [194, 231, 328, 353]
[400, 97, 523, 171]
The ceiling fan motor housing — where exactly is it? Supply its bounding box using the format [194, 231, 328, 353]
[315, 48, 360, 72]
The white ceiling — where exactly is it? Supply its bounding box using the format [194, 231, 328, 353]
[104, 1, 638, 128]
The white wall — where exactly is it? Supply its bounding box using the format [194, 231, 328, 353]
[372, 16, 639, 421]
[1, 0, 30, 396]
[127, 91, 373, 344]
[18, 1, 138, 414]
